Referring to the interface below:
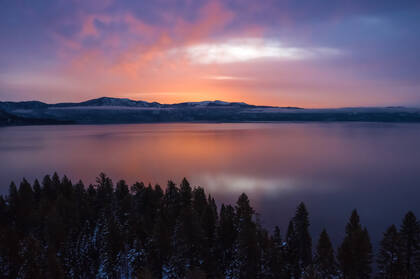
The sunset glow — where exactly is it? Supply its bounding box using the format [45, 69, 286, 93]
[1, 0, 419, 107]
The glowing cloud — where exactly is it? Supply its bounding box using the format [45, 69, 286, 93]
[183, 38, 340, 64]
[1, 0, 419, 106]
[204, 75, 253, 80]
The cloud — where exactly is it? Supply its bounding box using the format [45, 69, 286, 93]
[204, 75, 253, 80]
[1, 0, 419, 106]
[182, 38, 341, 64]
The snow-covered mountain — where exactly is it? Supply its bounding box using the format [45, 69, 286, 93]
[1, 97, 420, 125]
[0, 97, 265, 110]
[171, 100, 256, 108]
[55, 97, 162, 108]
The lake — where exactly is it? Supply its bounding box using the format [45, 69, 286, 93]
[1, 122, 420, 246]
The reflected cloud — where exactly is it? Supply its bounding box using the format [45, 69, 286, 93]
[196, 173, 297, 195]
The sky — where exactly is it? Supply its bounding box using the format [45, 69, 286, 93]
[0, 0, 419, 108]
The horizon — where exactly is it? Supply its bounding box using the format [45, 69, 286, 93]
[1, 1, 420, 107]
[3, 95, 420, 110]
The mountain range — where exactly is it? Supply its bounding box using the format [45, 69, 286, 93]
[0, 97, 277, 109]
[1, 97, 420, 125]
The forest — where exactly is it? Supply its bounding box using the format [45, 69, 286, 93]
[0, 173, 419, 278]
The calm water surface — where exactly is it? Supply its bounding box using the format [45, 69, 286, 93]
[1, 123, 420, 246]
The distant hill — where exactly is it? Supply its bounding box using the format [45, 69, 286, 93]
[1, 97, 420, 125]
[0, 108, 70, 126]
[0, 109, 15, 123]
[52, 97, 161, 108]
[0, 97, 278, 110]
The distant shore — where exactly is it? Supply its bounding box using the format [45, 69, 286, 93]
[2, 97, 420, 125]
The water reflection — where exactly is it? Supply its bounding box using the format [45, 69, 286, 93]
[1, 122, 420, 246]
[197, 174, 296, 195]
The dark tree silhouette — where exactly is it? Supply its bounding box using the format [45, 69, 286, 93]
[314, 229, 338, 279]
[218, 204, 236, 277]
[293, 202, 312, 277]
[233, 193, 259, 278]
[377, 224, 404, 279]
[400, 211, 420, 278]
[285, 219, 299, 278]
[0, 173, 416, 278]
[338, 210, 373, 279]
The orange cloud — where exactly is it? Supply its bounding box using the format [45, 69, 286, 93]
[54, 1, 239, 100]
[43, 1, 393, 108]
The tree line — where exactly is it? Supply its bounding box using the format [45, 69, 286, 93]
[0, 173, 419, 278]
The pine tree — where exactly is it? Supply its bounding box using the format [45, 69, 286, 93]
[201, 195, 217, 246]
[17, 236, 44, 278]
[8, 182, 19, 224]
[95, 173, 114, 213]
[285, 220, 299, 278]
[192, 187, 208, 217]
[130, 181, 145, 195]
[154, 184, 164, 200]
[338, 210, 372, 279]
[1, 185, 20, 278]
[179, 178, 192, 208]
[41, 175, 55, 201]
[166, 207, 204, 278]
[51, 172, 61, 202]
[115, 180, 131, 225]
[233, 193, 259, 278]
[163, 180, 181, 230]
[293, 202, 312, 277]
[9, 172, 420, 278]
[60, 175, 73, 200]
[400, 211, 420, 278]
[0, 195, 13, 277]
[73, 180, 90, 224]
[17, 178, 36, 233]
[97, 214, 123, 278]
[147, 212, 170, 278]
[271, 226, 286, 278]
[314, 229, 337, 278]
[218, 204, 237, 277]
[33, 179, 41, 204]
[377, 224, 403, 278]
[257, 226, 275, 278]
[0, 196, 6, 225]
[200, 196, 219, 277]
